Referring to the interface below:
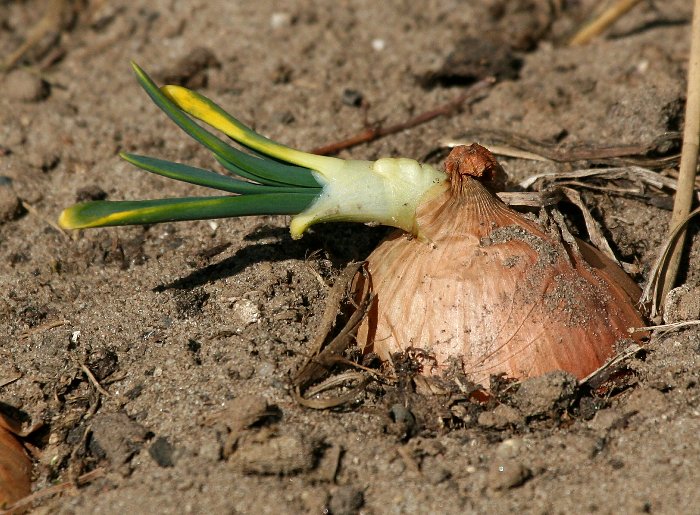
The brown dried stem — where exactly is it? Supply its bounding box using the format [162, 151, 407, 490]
[443, 129, 680, 169]
[660, 1, 700, 309]
[309, 78, 494, 156]
[569, 0, 644, 46]
[0, 468, 105, 515]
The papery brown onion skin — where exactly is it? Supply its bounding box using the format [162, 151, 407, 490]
[0, 413, 31, 507]
[355, 160, 645, 386]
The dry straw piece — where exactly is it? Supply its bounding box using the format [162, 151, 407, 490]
[660, 0, 700, 308]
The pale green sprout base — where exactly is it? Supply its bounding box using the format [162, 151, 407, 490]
[292, 158, 445, 238]
[58, 63, 448, 238]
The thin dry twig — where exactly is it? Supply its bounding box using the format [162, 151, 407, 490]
[559, 187, 621, 264]
[293, 264, 377, 409]
[580, 343, 642, 389]
[0, 468, 105, 515]
[641, 207, 700, 319]
[569, 0, 644, 46]
[496, 190, 563, 209]
[519, 166, 689, 198]
[660, 0, 700, 306]
[631, 319, 700, 335]
[294, 287, 374, 391]
[310, 77, 495, 155]
[442, 130, 680, 169]
[21, 200, 70, 239]
[292, 262, 365, 387]
[293, 373, 371, 409]
[0, 374, 22, 389]
[292, 263, 374, 390]
[19, 319, 70, 340]
[303, 371, 370, 398]
[80, 364, 111, 397]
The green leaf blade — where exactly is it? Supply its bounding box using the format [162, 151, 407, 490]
[129, 62, 322, 188]
[159, 83, 341, 173]
[58, 194, 319, 229]
[120, 152, 320, 195]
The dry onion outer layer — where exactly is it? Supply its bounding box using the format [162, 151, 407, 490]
[356, 145, 645, 386]
[0, 413, 31, 507]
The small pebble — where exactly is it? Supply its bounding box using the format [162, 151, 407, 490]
[488, 460, 531, 490]
[477, 404, 521, 429]
[75, 184, 107, 202]
[341, 89, 364, 107]
[371, 38, 385, 52]
[664, 284, 700, 323]
[329, 485, 364, 515]
[495, 438, 522, 460]
[513, 371, 578, 418]
[4, 69, 50, 102]
[232, 433, 316, 475]
[0, 183, 22, 223]
[255, 361, 276, 378]
[270, 12, 292, 29]
[149, 436, 176, 467]
[90, 412, 148, 468]
[231, 298, 261, 326]
[274, 110, 295, 125]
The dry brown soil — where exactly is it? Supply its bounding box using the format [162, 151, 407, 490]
[1, 1, 699, 514]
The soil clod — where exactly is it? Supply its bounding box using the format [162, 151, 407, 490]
[513, 371, 578, 418]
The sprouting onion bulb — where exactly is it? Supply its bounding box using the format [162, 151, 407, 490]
[355, 145, 645, 385]
[58, 63, 446, 239]
[59, 64, 645, 385]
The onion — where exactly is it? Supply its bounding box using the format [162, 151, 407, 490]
[0, 412, 31, 507]
[58, 66, 646, 387]
[355, 144, 645, 385]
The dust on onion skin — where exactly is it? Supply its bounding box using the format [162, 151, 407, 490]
[355, 144, 645, 387]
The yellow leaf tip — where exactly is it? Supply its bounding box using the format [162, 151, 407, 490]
[57, 208, 78, 230]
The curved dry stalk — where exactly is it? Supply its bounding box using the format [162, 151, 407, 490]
[293, 372, 372, 410]
[292, 262, 369, 390]
[641, 207, 700, 319]
[580, 343, 642, 389]
[661, 0, 700, 306]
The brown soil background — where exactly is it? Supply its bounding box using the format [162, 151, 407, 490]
[1, 1, 700, 513]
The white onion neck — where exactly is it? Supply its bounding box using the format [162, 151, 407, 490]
[290, 158, 447, 239]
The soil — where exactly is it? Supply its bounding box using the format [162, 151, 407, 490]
[1, 1, 699, 513]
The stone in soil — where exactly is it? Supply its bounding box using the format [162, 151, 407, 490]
[4, 69, 50, 103]
[0, 183, 22, 224]
[230, 431, 319, 475]
[513, 371, 578, 418]
[89, 412, 149, 471]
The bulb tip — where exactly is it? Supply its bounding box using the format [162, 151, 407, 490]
[444, 144, 507, 194]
